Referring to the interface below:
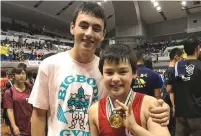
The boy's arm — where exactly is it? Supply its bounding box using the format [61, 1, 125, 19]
[115, 100, 170, 136]
[169, 93, 175, 116]
[149, 99, 170, 126]
[31, 107, 47, 136]
[143, 96, 170, 136]
[89, 102, 99, 136]
[28, 62, 49, 136]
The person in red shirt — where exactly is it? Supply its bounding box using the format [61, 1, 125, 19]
[89, 44, 170, 136]
[3, 64, 32, 136]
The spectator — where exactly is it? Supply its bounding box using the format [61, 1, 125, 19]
[163, 48, 183, 136]
[3, 64, 32, 136]
[131, 51, 162, 99]
[173, 37, 201, 136]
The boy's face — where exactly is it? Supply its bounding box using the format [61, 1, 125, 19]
[102, 59, 133, 98]
[70, 12, 105, 53]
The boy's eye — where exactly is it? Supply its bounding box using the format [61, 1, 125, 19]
[105, 72, 113, 75]
[93, 27, 101, 32]
[120, 71, 127, 74]
[80, 25, 88, 29]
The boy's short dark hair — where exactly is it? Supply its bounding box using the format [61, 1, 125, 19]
[99, 44, 137, 74]
[183, 37, 200, 55]
[136, 50, 144, 62]
[72, 2, 107, 30]
[169, 48, 183, 60]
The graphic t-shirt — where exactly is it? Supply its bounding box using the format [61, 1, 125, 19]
[131, 64, 162, 96]
[174, 59, 201, 118]
[29, 51, 105, 136]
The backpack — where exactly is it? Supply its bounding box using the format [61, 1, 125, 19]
[2, 88, 13, 126]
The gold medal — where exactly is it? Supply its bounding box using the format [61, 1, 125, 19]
[109, 114, 124, 129]
[107, 89, 133, 129]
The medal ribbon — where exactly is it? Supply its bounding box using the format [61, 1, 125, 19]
[107, 88, 133, 119]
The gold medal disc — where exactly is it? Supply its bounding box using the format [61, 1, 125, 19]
[109, 114, 123, 129]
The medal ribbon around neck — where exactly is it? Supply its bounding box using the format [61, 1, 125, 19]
[107, 88, 133, 120]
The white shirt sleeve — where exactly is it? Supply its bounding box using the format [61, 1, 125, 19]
[28, 62, 49, 110]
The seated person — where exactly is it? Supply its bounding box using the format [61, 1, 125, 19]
[89, 44, 170, 136]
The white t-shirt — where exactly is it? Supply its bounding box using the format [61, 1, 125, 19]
[29, 51, 106, 136]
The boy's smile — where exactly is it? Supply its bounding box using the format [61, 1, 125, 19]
[102, 59, 133, 101]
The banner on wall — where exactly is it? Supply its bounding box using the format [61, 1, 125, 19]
[0, 46, 9, 55]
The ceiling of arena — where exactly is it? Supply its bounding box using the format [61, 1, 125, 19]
[1, 1, 201, 36]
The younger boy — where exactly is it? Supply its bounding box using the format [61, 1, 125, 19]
[89, 44, 170, 136]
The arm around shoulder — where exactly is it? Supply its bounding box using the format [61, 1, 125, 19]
[145, 96, 170, 136]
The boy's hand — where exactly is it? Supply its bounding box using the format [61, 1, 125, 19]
[115, 100, 138, 131]
[149, 99, 170, 126]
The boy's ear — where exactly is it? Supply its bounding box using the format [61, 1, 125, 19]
[70, 22, 75, 36]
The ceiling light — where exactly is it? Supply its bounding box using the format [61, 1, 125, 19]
[156, 6, 162, 11]
[181, 1, 186, 6]
[103, 0, 107, 2]
[153, 2, 159, 7]
[151, 0, 155, 3]
[97, 2, 102, 5]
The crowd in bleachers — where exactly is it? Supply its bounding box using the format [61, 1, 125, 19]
[137, 42, 167, 54]
[1, 39, 53, 61]
[1, 21, 74, 61]
[137, 37, 201, 58]
[1, 20, 74, 60]
[0, 38, 75, 61]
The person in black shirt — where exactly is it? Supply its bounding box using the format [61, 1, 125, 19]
[173, 37, 201, 136]
[163, 48, 183, 136]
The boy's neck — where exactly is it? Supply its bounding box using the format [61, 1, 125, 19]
[109, 91, 130, 108]
[70, 47, 95, 63]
